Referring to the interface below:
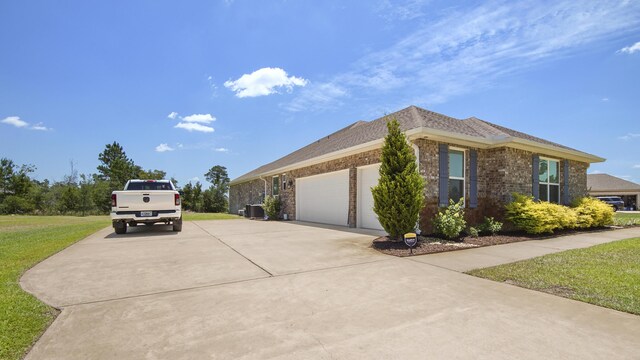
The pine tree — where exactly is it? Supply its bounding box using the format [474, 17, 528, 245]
[372, 118, 425, 240]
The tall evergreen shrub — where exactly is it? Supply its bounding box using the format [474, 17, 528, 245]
[372, 118, 425, 240]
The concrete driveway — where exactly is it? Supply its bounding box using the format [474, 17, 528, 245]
[21, 220, 640, 359]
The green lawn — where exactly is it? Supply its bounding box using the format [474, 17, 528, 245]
[0, 215, 110, 360]
[182, 212, 240, 221]
[613, 212, 640, 226]
[468, 237, 640, 315]
[0, 213, 240, 359]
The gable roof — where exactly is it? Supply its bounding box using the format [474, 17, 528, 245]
[231, 105, 604, 184]
[587, 173, 640, 192]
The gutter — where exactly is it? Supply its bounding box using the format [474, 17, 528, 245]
[407, 127, 605, 163]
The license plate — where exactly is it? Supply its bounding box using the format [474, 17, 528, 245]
[140, 211, 153, 217]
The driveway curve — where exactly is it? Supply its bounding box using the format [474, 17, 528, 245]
[21, 220, 640, 359]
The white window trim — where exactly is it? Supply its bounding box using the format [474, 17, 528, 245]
[449, 147, 466, 206]
[539, 157, 560, 203]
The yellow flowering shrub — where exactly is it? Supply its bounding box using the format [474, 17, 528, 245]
[506, 194, 614, 234]
[574, 197, 614, 228]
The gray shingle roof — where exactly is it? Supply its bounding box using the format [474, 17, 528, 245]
[232, 105, 595, 184]
[587, 174, 640, 191]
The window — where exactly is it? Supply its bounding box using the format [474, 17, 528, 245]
[272, 175, 279, 196]
[539, 158, 559, 203]
[126, 181, 172, 191]
[448, 149, 465, 204]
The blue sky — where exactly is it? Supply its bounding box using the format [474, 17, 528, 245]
[1, 0, 639, 186]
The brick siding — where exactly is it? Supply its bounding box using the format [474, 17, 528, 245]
[230, 140, 590, 233]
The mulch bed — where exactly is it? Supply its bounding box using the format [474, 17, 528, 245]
[372, 227, 618, 257]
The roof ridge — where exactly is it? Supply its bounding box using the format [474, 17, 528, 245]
[230, 105, 601, 184]
[323, 120, 369, 139]
[464, 117, 510, 138]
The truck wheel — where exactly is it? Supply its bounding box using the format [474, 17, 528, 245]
[114, 221, 127, 234]
[173, 217, 183, 232]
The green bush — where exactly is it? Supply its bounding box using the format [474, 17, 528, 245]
[505, 194, 576, 234]
[468, 226, 480, 238]
[433, 199, 466, 239]
[263, 195, 281, 220]
[1, 195, 35, 214]
[505, 194, 615, 234]
[574, 197, 614, 228]
[478, 216, 503, 235]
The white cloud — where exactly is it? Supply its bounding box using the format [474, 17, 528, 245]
[375, 0, 429, 21]
[214, 147, 229, 152]
[190, 176, 200, 182]
[177, 143, 184, 148]
[168, 113, 216, 133]
[601, 97, 609, 102]
[31, 123, 50, 131]
[175, 122, 215, 133]
[182, 113, 216, 123]
[618, 133, 640, 141]
[1, 116, 29, 128]
[288, 1, 640, 111]
[633, 164, 640, 169]
[155, 143, 175, 152]
[284, 83, 348, 112]
[224, 67, 308, 98]
[2, 116, 51, 131]
[589, 170, 603, 174]
[618, 41, 640, 54]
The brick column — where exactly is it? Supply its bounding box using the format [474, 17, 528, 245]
[348, 167, 357, 228]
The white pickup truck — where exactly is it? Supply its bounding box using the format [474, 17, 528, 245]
[110, 179, 182, 234]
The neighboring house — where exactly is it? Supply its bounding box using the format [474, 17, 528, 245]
[229, 106, 604, 233]
[587, 173, 639, 210]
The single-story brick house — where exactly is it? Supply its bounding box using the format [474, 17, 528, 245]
[229, 106, 604, 233]
[587, 173, 639, 210]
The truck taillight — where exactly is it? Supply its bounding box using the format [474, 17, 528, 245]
[111, 194, 117, 207]
[175, 193, 181, 206]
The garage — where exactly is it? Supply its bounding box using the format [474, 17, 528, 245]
[358, 164, 384, 230]
[296, 169, 349, 226]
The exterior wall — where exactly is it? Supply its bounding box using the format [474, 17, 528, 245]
[229, 140, 592, 232]
[414, 139, 590, 233]
[568, 161, 589, 202]
[228, 179, 264, 214]
[248, 149, 382, 224]
[415, 139, 504, 233]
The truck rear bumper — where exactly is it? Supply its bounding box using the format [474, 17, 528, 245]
[111, 210, 182, 223]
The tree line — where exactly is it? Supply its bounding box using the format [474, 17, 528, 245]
[0, 142, 229, 215]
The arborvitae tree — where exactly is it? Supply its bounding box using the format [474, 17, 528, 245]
[371, 118, 425, 240]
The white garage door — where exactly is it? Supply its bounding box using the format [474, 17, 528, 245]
[358, 164, 384, 230]
[296, 169, 349, 226]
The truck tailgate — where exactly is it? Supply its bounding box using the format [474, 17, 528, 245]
[115, 191, 176, 211]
